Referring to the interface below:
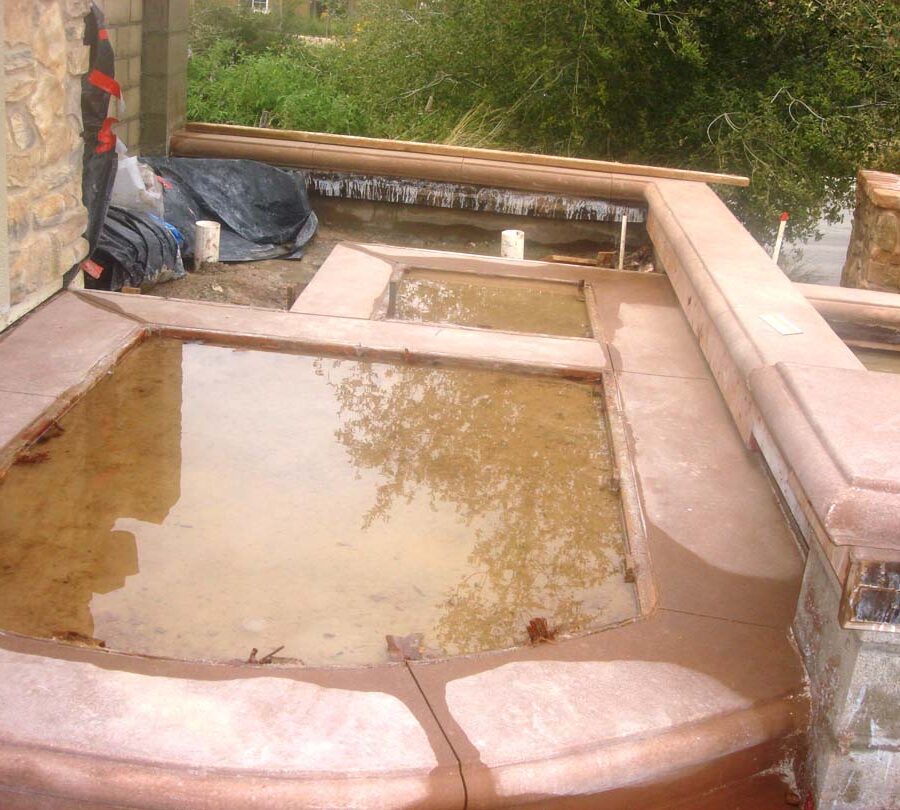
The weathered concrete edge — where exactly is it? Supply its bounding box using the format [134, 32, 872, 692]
[292, 241, 623, 320]
[0, 660, 803, 810]
[0, 739, 462, 810]
[749, 363, 900, 558]
[797, 282, 900, 347]
[77, 290, 608, 378]
[455, 692, 806, 804]
[643, 180, 898, 562]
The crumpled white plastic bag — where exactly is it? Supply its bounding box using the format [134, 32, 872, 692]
[109, 140, 165, 218]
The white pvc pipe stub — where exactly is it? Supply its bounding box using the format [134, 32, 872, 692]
[501, 229, 525, 260]
[195, 220, 221, 268]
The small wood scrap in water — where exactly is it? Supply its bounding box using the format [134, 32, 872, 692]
[542, 248, 653, 272]
[52, 630, 106, 649]
[386, 633, 426, 662]
[35, 421, 65, 445]
[527, 617, 558, 645]
[15, 450, 50, 465]
[258, 645, 284, 664]
[541, 254, 602, 268]
[247, 645, 302, 666]
[623, 552, 637, 583]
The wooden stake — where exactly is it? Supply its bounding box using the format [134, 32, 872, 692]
[772, 211, 789, 264]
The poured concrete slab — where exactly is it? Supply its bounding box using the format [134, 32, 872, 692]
[588, 272, 711, 379]
[294, 242, 395, 318]
[618, 371, 803, 629]
[0, 294, 142, 400]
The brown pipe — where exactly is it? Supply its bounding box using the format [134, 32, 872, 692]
[170, 131, 655, 201]
[177, 122, 750, 188]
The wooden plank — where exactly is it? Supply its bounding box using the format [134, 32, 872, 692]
[181, 122, 750, 187]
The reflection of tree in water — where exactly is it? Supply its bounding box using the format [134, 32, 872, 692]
[316, 357, 628, 654]
[394, 273, 592, 338]
[0, 340, 182, 644]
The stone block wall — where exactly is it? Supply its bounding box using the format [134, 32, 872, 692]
[841, 170, 900, 292]
[4, 0, 92, 325]
[103, 0, 144, 151]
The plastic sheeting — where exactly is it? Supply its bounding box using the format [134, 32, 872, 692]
[143, 158, 318, 262]
[92, 208, 185, 291]
[81, 2, 119, 258]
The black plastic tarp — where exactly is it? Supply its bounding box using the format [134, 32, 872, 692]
[81, 2, 119, 258]
[92, 207, 184, 291]
[143, 157, 318, 262]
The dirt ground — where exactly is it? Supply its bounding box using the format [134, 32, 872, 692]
[146, 198, 644, 310]
[144, 222, 358, 310]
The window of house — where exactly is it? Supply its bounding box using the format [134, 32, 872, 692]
[251, 0, 270, 12]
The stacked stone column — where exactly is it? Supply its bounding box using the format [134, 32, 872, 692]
[842, 170, 900, 292]
[3, 0, 93, 323]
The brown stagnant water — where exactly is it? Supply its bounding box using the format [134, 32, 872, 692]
[852, 347, 900, 374]
[0, 339, 634, 666]
[392, 269, 593, 338]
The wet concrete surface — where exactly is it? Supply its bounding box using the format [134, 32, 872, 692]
[0, 338, 634, 665]
[851, 346, 900, 374]
[393, 269, 593, 337]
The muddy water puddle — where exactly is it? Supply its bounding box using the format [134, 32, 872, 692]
[0, 339, 634, 665]
[392, 269, 593, 337]
[852, 347, 900, 374]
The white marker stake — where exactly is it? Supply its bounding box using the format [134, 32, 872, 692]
[772, 211, 789, 264]
[617, 215, 628, 271]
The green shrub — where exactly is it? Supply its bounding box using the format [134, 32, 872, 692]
[188, 37, 369, 134]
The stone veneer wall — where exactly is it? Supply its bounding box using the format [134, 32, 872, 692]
[104, 0, 144, 151]
[841, 170, 900, 292]
[4, 0, 92, 326]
